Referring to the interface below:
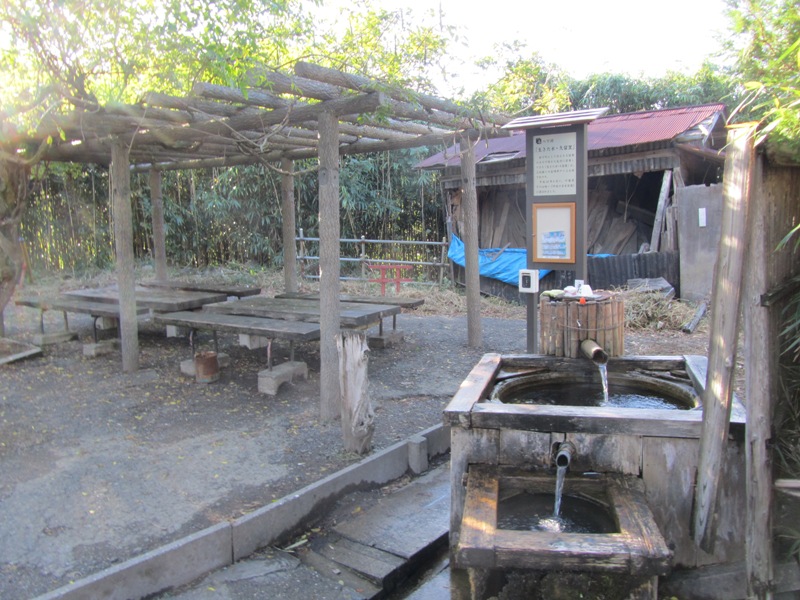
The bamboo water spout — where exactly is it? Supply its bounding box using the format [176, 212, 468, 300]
[580, 338, 608, 365]
[555, 441, 576, 469]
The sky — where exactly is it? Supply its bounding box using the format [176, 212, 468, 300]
[316, 0, 731, 96]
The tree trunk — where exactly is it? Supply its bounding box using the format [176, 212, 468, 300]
[0, 159, 28, 324]
[318, 111, 341, 421]
[337, 330, 374, 454]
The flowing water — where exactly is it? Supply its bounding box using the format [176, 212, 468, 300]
[553, 463, 567, 517]
[598, 363, 609, 405]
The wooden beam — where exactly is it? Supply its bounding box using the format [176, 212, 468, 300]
[693, 123, 757, 552]
[650, 169, 673, 252]
[460, 133, 482, 348]
[317, 110, 341, 422]
[111, 139, 139, 372]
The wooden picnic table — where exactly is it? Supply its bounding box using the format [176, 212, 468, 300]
[139, 280, 261, 298]
[202, 296, 401, 330]
[65, 285, 227, 312]
[16, 295, 148, 341]
[275, 292, 424, 310]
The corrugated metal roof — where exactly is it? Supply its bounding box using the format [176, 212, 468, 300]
[415, 103, 726, 170]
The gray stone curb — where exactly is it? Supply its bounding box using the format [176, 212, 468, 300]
[35, 424, 450, 600]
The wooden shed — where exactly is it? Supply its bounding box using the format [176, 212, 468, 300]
[417, 104, 728, 300]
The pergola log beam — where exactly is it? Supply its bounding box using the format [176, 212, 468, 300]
[294, 61, 512, 127]
[16, 63, 512, 170]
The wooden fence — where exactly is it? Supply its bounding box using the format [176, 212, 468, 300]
[296, 229, 449, 286]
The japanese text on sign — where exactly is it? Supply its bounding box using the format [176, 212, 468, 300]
[532, 132, 577, 196]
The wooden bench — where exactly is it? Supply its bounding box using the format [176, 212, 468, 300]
[154, 310, 320, 365]
[154, 311, 321, 394]
[16, 296, 148, 342]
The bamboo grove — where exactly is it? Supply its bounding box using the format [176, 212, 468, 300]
[20, 147, 443, 278]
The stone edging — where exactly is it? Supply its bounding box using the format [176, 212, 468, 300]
[35, 424, 451, 600]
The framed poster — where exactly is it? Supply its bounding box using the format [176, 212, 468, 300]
[532, 202, 576, 263]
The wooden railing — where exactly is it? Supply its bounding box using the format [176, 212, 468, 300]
[296, 229, 449, 287]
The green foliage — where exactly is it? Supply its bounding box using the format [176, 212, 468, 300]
[725, 0, 800, 156]
[307, 0, 452, 93]
[0, 0, 312, 132]
[569, 64, 736, 114]
[470, 43, 571, 116]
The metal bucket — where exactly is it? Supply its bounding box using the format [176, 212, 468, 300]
[194, 350, 219, 383]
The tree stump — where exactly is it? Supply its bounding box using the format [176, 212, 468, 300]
[336, 330, 374, 454]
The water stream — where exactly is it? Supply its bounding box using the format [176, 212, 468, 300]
[597, 363, 609, 405]
[553, 463, 567, 517]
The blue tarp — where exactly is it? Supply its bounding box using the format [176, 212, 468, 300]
[447, 235, 550, 286]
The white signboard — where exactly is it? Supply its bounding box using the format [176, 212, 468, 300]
[532, 131, 577, 196]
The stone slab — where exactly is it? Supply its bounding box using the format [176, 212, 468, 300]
[257, 361, 308, 395]
[166, 324, 188, 338]
[316, 535, 405, 587]
[300, 546, 383, 598]
[82, 339, 118, 357]
[368, 329, 404, 349]
[169, 549, 375, 600]
[334, 464, 450, 560]
[32, 331, 77, 346]
[240, 333, 270, 349]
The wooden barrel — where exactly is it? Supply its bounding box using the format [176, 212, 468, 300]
[539, 294, 624, 358]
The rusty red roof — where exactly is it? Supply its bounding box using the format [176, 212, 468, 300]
[415, 103, 726, 169]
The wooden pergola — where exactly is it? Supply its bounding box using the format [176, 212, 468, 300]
[13, 61, 511, 418]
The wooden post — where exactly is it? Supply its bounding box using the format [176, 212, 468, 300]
[149, 169, 167, 281]
[650, 169, 673, 252]
[460, 133, 482, 348]
[111, 139, 139, 372]
[336, 330, 374, 455]
[318, 111, 341, 421]
[743, 152, 774, 598]
[281, 157, 298, 294]
[692, 123, 757, 551]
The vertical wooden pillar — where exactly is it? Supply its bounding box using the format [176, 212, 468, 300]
[318, 111, 341, 421]
[111, 139, 139, 372]
[742, 152, 774, 598]
[692, 123, 757, 551]
[281, 157, 298, 293]
[460, 133, 482, 348]
[150, 169, 167, 281]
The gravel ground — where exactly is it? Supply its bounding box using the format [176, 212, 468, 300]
[0, 295, 712, 599]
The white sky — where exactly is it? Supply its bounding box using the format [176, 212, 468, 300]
[315, 0, 731, 96]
